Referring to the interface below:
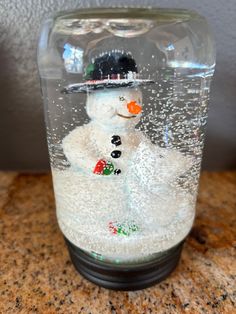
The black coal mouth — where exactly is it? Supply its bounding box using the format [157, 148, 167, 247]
[117, 113, 136, 119]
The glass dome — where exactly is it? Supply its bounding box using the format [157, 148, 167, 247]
[38, 7, 215, 290]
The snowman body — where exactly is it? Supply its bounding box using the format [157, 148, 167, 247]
[63, 122, 142, 176]
[61, 87, 195, 233]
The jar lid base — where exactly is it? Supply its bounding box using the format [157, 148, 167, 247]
[65, 237, 184, 291]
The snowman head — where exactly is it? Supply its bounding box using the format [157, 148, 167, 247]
[86, 87, 143, 130]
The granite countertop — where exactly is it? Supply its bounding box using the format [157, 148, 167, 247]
[0, 171, 235, 313]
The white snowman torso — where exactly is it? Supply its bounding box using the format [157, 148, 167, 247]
[90, 125, 142, 173]
[63, 122, 144, 175]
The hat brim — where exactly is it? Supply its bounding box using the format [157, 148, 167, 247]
[61, 79, 154, 94]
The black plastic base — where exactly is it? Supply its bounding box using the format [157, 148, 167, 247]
[65, 238, 184, 291]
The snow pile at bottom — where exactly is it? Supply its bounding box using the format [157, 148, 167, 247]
[52, 168, 195, 262]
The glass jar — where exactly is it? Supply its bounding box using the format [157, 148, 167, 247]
[38, 7, 215, 290]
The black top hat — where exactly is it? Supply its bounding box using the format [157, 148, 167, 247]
[61, 50, 154, 94]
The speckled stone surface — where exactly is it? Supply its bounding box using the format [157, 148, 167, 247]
[0, 171, 235, 313]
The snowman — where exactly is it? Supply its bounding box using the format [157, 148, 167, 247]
[61, 51, 195, 241]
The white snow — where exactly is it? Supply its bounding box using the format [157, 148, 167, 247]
[52, 166, 195, 262]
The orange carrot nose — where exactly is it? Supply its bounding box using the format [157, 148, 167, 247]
[127, 101, 142, 115]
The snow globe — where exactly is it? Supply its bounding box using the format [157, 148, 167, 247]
[38, 7, 215, 290]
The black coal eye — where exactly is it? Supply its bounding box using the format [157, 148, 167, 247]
[119, 96, 125, 101]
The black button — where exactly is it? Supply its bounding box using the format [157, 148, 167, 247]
[111, 135, 121, 146]
[111, 150, 121, 158]
[114, 169, 121, 175]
